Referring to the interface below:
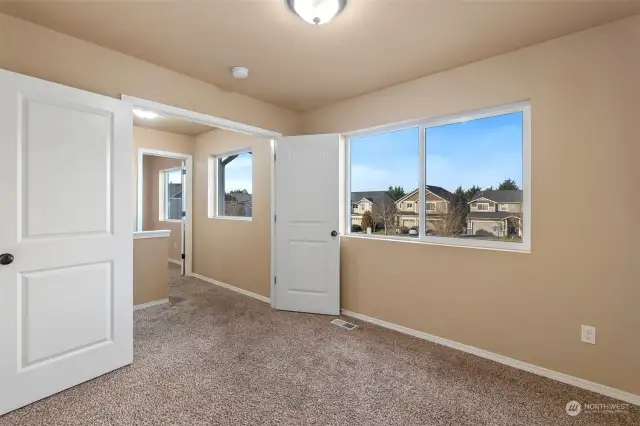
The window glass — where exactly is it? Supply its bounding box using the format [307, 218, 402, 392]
[349, 128, 419, 235]
[164, 169, 182, 221]
[425, 112, 523, 242]
[217, 151, 253, 218]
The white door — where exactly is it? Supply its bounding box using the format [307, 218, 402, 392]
[0, 70, 133, 415]
[274, 134, 340, 315]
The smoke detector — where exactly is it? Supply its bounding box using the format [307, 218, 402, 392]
[231, 67, 249, 79]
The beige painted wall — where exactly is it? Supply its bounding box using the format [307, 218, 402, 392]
[193, 129, 271, 297]
[133, 236, 169, 305]
[142, 155, 184, 261]
[0, 13, 301, 136]
[303, 15, 640, 395]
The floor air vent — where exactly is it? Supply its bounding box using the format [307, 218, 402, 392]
[331, 319, 358, 330]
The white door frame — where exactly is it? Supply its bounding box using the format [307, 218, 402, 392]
[122, 96, 281, 300]
[137, 148, 193, 275]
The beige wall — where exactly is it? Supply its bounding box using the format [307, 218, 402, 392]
[193, 129, 271, 297]
[133, 236, 169, 305]
[303, 15, 640, 395]
[0, 13, 301, 136]
[142, 155, 184, 261]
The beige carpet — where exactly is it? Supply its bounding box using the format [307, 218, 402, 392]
[1, 264, 638, 425]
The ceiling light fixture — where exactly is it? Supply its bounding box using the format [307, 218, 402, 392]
[231, 66, 250, 79]
[133, 109, 159, 120]
[287, 0, 347, 25]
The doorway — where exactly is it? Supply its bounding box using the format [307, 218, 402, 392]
[137, 150, 191, 275]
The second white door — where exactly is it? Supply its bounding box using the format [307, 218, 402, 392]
[274, 134, 341, 315]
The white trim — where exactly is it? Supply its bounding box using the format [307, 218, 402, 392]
[476, 202, 491, 211]
[212, 216, 252, 222]
[341, 309, 640, 406]
[161, 166, 183, 222]
[134, 299, 169, 310]
[270, 138, 276, 309]
[343, 233, 528, 253]
[137, 147, 193, 275]
[168, 258, 182, 266]
[133, 230, 171, 239]
[191, 273, 270, 304]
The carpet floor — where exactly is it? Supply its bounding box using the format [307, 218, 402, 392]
[1, 264, 638, 425]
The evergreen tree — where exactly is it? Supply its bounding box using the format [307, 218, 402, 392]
[387, 185, 406, 200]
[498, 179, 519, 190]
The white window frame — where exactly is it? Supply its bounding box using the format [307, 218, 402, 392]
[161, 167, 183, 222]
[344, 101, 531, 253]
[406, 202, 413, 209]
[499, 204, 508, 211]
[209, 148, 253, 221]
[476, 202, 490, 211]
[425, 202, 436, 212]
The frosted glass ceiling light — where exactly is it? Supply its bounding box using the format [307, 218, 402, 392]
[287, 0, 347, 25]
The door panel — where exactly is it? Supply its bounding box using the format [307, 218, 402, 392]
[275, 134, 340, 315]
[0, 69, 133, 415]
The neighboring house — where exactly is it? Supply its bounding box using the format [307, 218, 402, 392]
[351, 191, 396, 228]
[225, 191, 252, 217]
[467, 190, 522, 237]
[395, 185, 461, 231]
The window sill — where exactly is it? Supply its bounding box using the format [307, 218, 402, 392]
[342, 233, 530, 253]
[160, 219, 182, 223]
[210, 216, 253, 222]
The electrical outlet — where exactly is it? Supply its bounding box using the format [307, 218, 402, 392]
[581, 325, 596, 344]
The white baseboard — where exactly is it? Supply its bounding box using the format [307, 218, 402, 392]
[134, 298, 169, 311]
[168, 258, 182, 266]
[341, 309, 640, 406]
[191, 273, 270, 304]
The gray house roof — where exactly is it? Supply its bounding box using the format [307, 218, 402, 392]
[228, 191, 252, 203]
[467, 211, 521, 220]
[426, 185, 458, 201]
[351, 191, 395, 206]
[470, 190, 522, 204]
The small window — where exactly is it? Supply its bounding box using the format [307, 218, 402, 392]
[163, 168, 183, 221]
[426, 202, 436, 211]
[499, 204, 508, 211]
[476, 203, 490, 211]
[406, 202, 413, 209]
[352, 203, 358, 209]
[215, 150, 252, 218]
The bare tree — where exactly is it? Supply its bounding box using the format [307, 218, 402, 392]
[373, 198, 398, 235]
[430, 199, 467, 237]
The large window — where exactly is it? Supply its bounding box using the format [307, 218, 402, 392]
[163, 168, 183, 221]
[347, 103, 530, 251]
[214, 150, 253, 219]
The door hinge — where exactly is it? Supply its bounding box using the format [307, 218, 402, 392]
[182, 168, 187, 175]
[274, 153, 276, 162]
[182, 211, 186, 218]
[274, 276, 277, 285]
[181, 253, 185, 260]
[274, 215, 277, 222]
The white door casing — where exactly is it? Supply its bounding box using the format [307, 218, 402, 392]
[274, 134, 340, 315]
[0, 69, 133, 415]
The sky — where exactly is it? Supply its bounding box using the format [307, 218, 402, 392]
[224, 152, 253, 193]
[350, 112, 523, 193]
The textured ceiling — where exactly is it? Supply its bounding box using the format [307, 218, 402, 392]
[1, 0, 639, 111]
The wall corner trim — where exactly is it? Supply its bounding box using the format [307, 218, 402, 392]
[191, 273, 271, 304]
[134, 299, 170, 311]
[341, 309, 640, 406]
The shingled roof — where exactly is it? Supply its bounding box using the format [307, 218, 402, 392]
[470, 190, 522, 204]
[351, 191, 395, 206]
